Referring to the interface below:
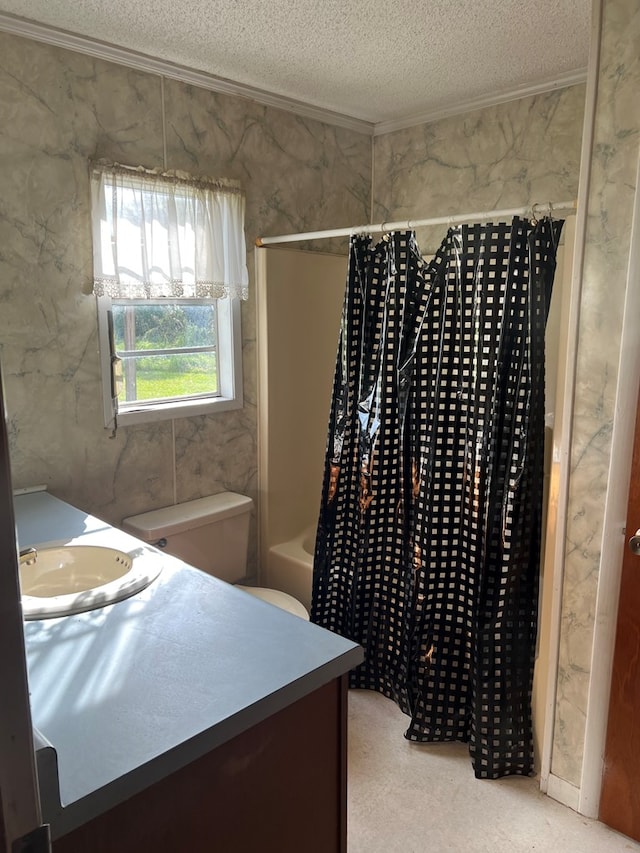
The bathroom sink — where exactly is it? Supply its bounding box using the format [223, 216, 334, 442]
[20, 544, 163, 620]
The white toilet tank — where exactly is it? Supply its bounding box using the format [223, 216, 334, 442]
[122, 492, 252, 584]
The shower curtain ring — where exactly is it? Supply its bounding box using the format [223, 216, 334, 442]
[530, 203, 540, 225]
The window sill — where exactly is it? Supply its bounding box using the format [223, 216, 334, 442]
[114, 394, 243, 427]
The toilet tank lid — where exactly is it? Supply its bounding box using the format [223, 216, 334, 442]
[122, 492, 253, 541]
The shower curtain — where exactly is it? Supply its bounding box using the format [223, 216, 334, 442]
[311, 216, 563, 779]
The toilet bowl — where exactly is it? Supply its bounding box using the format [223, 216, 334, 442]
[235, 585, 309, 620]
[122, 493, 309, 619]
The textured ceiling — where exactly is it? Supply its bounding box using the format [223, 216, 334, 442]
[0, 0, 590, 128]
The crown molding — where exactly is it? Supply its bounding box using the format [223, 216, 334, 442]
[0, 12, 588, 139]
[372, 68, 589, 136]
[0, 12, 375, 136]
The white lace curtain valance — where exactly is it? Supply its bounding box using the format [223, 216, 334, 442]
[90, 163, 249, 300]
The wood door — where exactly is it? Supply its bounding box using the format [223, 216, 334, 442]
[600, 383, 640, 838]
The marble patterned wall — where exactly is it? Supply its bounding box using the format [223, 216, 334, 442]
[551, 0, 640, 786]
[373, 85, 586, 252]
[0, 32, 371, 574]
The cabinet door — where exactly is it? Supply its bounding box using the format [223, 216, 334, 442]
[54, 676, 349, 853]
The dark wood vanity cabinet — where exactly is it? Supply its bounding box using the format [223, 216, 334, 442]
[53, 676, 348, 853]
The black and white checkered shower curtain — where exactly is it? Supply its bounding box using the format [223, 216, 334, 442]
[311, 217, 563, 778]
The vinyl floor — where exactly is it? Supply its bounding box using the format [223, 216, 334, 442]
[348, 689, 640, 853]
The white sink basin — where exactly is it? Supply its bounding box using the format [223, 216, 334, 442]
[20, 544, 163, 620]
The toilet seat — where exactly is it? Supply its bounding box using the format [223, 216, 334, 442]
[236, 585, 309, 620]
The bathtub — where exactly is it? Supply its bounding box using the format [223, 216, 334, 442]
[266, 525, 315, 612]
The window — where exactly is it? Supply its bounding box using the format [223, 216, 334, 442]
[91, 162, 248, 428]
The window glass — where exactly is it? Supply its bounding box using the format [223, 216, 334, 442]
[112, 302, 219, 406]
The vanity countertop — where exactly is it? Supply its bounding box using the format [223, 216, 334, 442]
[15, 489, 363, 840]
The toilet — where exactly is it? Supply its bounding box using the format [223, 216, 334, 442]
[122, 492, 309, 619]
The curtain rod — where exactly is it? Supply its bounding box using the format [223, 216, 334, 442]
[255, 200, 577, 247]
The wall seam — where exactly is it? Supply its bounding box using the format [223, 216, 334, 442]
[161, 75, 167, 170]
[172, 419, 177, 505]
[370, 133, 375, 222]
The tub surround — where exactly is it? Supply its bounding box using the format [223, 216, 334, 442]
[16, 489, 362, 847]
[267, 526, 316, 611]
[256, 247, 346, 602]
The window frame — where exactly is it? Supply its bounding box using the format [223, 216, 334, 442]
[96, 294, 243, 428]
